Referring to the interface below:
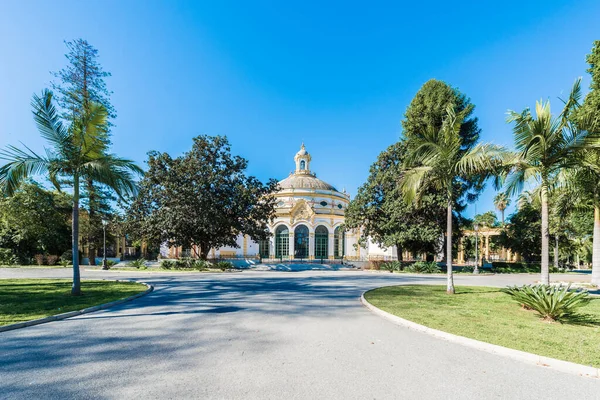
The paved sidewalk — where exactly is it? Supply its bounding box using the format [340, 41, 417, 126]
[0, 269, 597, 399]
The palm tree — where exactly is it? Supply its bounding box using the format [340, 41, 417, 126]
[503, 79, 595, 285]
[0, 90, 141, 295]
[560, 150, 600, 286]
[400, 106, 506, 294]
[493, 193, 510, 225]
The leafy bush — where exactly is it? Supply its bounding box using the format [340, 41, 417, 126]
[193, 260, 211, 270]
[0, 248, 17, 265]
[130, 258, 147, 269]
[380, 261, 402, 273]
[501, 284, 591, 322]
[175, 257, 196, 269]
[405, 261, 440, 274]
[105, 260, 117, 269]
[161, 260, 176, 269]
[491, 262, 560, 274]
[46, 255, 59, 265]
[59, 260, 69, 268]
[216, 261, 233, 271]
[60, 250, 72, 263]
[34, 254, 45, 266]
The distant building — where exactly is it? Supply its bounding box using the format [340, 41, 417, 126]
[165, 144, 395, 261]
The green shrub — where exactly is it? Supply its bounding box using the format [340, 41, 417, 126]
[405, 261, 440, 274]
[130, 258, 147, 269]
[0, 248, 17, 266]
[106, 260, 117, 268]
[501, 284, 591, 322]
[175, 257, 196, 269]
[60, 250, 72, 264]
[193, 260, 211, 270]
[216, 261, 234, 271]
[161, 260, 176, 269]
[380, 261, 402, 273]
[59, 260, 69, 268]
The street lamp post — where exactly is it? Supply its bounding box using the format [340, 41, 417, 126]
[102, 219, 108, 270]
[474, 222, 479, 274]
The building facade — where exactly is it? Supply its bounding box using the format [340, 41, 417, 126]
[166, 144, 371, 261]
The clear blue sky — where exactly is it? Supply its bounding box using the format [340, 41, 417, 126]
[1, 1, 599, 219]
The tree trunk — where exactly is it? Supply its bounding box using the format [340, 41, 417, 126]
[554, 235, 559, 271]
[86, 179, 97, 265]
[592, 206, 600, 287]
[72, 174, 81, 295]
[446, 200, 455, 294]
[540, 183, 550, 285]
[396, 244, 403, 262]
[501, 209, 505, 226]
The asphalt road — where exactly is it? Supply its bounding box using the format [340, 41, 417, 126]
[0, 268, 598, 399]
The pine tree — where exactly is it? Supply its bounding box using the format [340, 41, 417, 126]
[52, 39, 116, 265]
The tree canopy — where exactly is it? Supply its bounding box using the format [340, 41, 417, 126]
[345, 141, 446, 258]
[125, 135, 278, 259]
[0, 182, 71, 261]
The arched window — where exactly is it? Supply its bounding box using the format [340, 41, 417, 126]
[275, 225, 289, 259]
[300, 160, 306, 170]
[294, 225, 309, 259]
[314, 225, 329, 260]
[334, 226, 345, 259]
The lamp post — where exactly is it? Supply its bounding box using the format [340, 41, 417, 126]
[473, 222, 479, 274]
[102, 219, 108, 270]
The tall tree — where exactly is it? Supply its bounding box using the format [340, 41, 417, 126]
[345, 142, 447, 259]
[400, 107, 506, 293]
[52, 39, 116, 265]
[576, 40, 600, 125]
[493, 193, 510, 225]
[0, 181, 71, 261]
[504, 79, 595, 284]
[402, 79, 481, 149]
[473, 211, 497, 228]
[498, 195, 542, 263]
[0, 90, 141, 294]
[126, 135, 277, 259]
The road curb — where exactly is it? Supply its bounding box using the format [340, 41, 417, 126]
[0, 280, 153, 333]
[360, 290, 599, 379]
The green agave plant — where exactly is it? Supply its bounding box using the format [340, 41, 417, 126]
[501, 284, 591, 322]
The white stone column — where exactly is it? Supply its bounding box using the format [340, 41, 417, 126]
[309, 232, 315, 260]
[328, 233, 335, 259]
[289, 233, 295, 259]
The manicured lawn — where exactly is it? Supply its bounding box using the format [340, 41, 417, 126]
[364, 285, 600, 367]
[0, 279, 147, 326]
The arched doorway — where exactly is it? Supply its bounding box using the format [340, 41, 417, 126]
[315, 225, 329, 260]
[294, 225, 309, 259]
[334, 226, 345, 259]
[275, 225, 289, 259]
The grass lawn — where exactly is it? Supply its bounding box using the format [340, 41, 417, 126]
[364, 285, 600, 367]
[0, 279, 147, 326]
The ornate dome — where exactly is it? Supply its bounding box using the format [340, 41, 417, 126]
[278, 174, 338, 191]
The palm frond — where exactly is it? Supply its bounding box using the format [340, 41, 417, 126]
[31, 90, 71, 152]
[0, 145, 51, 196]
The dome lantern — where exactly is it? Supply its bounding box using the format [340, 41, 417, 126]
[294, 143, 312, 175]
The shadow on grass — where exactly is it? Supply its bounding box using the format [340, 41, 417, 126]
[559, 313, 600, 327]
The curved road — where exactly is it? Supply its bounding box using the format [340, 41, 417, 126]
[0, 268, 598, 399]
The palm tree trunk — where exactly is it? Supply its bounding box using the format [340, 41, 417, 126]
[592, 206, 600, 287]
[446, 199, 455, 294]
[540, 183, 550, 285]
[72, 174, 81, 295]
[554, 235, 559, 271]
